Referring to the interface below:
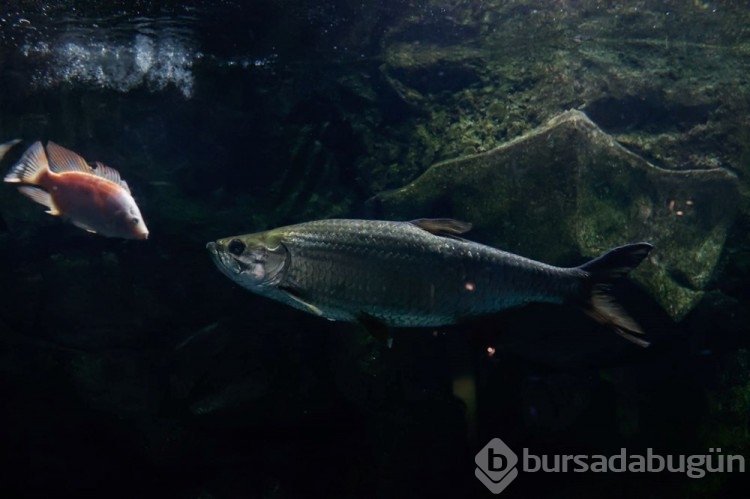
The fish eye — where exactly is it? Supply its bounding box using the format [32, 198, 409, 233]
[228, 239, 246, 255]
[131, 217, 139, 225]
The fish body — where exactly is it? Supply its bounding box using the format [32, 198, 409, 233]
[3, 141, 148, 239]
[207, 219, 652, 346]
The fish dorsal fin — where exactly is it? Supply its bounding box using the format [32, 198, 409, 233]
[3, 141, 49, 184]
[46, 142, 93, 174]
[93, 161, 130, 192]
[410, 218, 473, 237]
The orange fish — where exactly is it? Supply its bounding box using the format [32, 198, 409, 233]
[3, 141, 149, 239]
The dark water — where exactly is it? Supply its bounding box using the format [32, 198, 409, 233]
[1, 1, 749, 498]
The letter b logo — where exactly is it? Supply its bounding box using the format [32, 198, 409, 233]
[488, 448, 508, 471]
[475, 438, 519, 494]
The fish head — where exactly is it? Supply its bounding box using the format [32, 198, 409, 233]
[110, 195, 149, 239]
[206, 232, 288, 290]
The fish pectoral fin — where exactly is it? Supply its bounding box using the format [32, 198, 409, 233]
[71, 220, 98, 234]
[16, 186, 60, 215]
[358, 313, 392, 347]
[410, 218, 473, 238]
[280, 289, 324, 316]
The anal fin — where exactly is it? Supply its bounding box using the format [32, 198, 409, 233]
[358, 313, 393, 348]
[17, 186, 60, 215]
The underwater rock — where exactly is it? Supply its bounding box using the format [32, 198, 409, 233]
[383, 42, 484, 98]
[373, 110, 739, 321]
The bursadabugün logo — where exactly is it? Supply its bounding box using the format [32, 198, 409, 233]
[475, 438, 745, 494]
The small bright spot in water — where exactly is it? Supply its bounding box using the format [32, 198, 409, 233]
[486, 346, 496, 357]
[465, 282, 475, 291]
[676, 210, 684, 216]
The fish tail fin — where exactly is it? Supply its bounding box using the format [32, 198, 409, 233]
[577, 243, 653, 347]
[3, 141, 50, 185]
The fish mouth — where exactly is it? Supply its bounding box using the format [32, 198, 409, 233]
[206, 241, 242, 276]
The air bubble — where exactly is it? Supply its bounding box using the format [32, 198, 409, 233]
[21, 23, 196, 98]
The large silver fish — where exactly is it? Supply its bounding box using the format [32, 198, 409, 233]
[207, 219, 653, 346]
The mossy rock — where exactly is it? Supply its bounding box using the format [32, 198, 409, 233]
[374, 110, 739, 320]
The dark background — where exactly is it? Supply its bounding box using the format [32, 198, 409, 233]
[1, 1, 748, 498]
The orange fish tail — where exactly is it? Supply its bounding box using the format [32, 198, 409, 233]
[3, 141, 51, 187]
